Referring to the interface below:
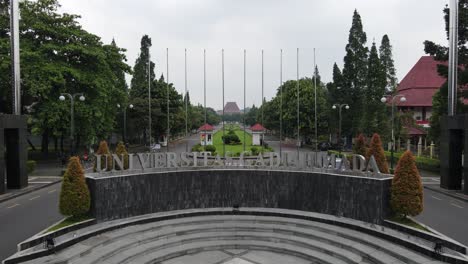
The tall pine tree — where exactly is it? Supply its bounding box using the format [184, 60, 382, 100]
[364, 42, 388, 136]
[379, 35, 397, 93]
[129, 35, 158, 143]
[130, 35, 155, 98]
[327, 63, 346, 142]
[342, 10, 369, 136]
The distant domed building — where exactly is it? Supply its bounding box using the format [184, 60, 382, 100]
[223, 102, 241, 115]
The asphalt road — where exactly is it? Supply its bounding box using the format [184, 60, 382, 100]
[415, 188, 468, 246]
[0, 183, 62, 262]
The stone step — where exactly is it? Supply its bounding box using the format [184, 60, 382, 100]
[18, 215, 447, 264]
[97, 231, 366, 264]
[109, 240, 351, 264]
[79, 216, 432, 264]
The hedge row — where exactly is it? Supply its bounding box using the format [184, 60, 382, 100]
[384, 151, 440, 173]
[27, 160, 36, 174]
[327, 150, 440, 173]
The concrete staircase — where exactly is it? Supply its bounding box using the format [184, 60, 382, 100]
[19, 215, 447, 264]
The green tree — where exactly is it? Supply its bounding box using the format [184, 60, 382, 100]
[94, 140, 112, 171]
[363, 42, 388, 136]
[353, 133, 367, 157]
[379, 34, 397, 92]
[341, 10, 369, 135]
[327, 63, 345, 142]
[0, 0, 130, 153]
[263, 77, 329, 141]
[244, 104, 259, 126]
[114, 141, 129, 170]
[367, 133, 389, 173]
[391, 150, 423, 217]
[59, 156, 90, 217]
[424, 1, 468, 143]
[129, 35, 155, 143]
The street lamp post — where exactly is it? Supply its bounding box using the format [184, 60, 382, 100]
[59, 93, 85, 155]
[381, 95, 407, 171]
[117, 104, 134, 143]
[332, 104, 349, 153]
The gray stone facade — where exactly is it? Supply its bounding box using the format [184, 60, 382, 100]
[86, 169, 392, 224]
[0, 114, 28, 194]
[440, 114, 468, 194]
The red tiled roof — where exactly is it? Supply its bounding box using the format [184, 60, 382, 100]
[198, 123, 214, 131]
[250, 123, 266, 132]
[396, 56, 446, 107]
[406, 126, 427, 136]
[396, 88, 438, 107]
[416, 120, 430, 125]
[224, 102, 241, 113]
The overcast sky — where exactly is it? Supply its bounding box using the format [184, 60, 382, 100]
[59, 0, 448, 110]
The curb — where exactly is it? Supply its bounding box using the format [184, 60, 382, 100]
[0, 180, 61, 204]
[424, 185, 468, 203]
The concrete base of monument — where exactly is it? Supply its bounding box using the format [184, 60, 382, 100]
[4, 208, 468, 264]
[86, 168, 393, 224]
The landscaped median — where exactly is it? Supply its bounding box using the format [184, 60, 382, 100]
[192, 124, 273, 156]
[384, 151, 440, 173]
[328, 149, 440, 173]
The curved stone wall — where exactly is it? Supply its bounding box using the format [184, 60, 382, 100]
[86, 169, 392, 223]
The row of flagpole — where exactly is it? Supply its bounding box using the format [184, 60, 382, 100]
[146, 48, 318, 156]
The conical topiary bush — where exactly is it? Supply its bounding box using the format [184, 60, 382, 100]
[353, 133, 367, 157]
[390, 150, 423, 218]
[114, 141, 129, 170]
[94, 140, 112, 171]
[366, 133, 389, 173]
[59, 156, 91, 217]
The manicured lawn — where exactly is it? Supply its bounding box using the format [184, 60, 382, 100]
[213, 129, 253, 156]
[46, 215, 92, 233]
[388, 215, 431, 232]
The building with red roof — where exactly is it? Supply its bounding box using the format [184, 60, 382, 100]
[198, 123, 214, 146]
[395, 56, 446, 128]
[223, 102, 241, 115]
[250, 123, 266, 132]
[250, 123, 266, 146]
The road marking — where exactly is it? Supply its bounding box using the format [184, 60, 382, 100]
[451, 203, 464, 209]
[30, 181, 53, 184]
[7, 204, 20, 209]
[431, 195, 442, 201]
[48, 189, 57, 194]
[29, 196, 40, 201]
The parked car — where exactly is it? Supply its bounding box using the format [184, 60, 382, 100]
[318, 142, 331, 151]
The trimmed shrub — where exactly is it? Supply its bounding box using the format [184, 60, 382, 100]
[222, 133, 241, 145]
[367, 133, 389, 173]
[391, 150, 423, 218]
[384, 151, 440, 173]
[205, 145, 216, 155]
[114, 141, 129, 170]
[59, 157, 91, 217]
[251, 146, 259, 156]
[353, 133, 367, 157]
[26, 160, 36, 175]
[94, 140, 112, 171]
[191, 144, 203, 152]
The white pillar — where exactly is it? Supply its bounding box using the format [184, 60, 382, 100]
[430, 141, 435, 159]
[417, 136, 422, 157]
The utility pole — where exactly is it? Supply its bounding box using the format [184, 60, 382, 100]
[10, 0, 21, 115]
